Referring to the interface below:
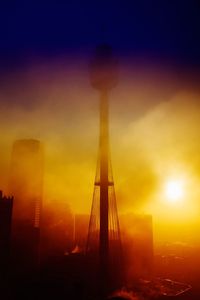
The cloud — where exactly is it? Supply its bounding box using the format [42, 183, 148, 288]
[1, 58, 200, 218]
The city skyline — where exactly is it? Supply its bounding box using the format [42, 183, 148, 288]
[1, 60, 200, 245]
[0, 2, 200, 299]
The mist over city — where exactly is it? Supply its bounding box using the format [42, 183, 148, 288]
[0, 1, 200, 299]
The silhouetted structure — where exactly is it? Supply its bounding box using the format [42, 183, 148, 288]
[86, 44, 122, 295]
[9, 139, 43, 275]
[0, 191, 13, 279]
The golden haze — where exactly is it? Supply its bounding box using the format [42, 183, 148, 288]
[0, 57, 200, 245]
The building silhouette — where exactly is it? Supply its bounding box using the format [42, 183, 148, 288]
[0, 191, 13, 280]
[9, 139, 43, 275]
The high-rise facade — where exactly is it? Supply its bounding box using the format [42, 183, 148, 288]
[9, 139, 43, 273]
[9, 139, 43, 227]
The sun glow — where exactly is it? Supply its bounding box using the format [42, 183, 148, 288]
[165, 179, 184, 203]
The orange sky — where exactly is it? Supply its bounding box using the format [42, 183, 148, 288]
[1, 57, 200, 245]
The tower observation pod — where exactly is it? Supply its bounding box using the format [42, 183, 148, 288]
[87, 45, 123, 296]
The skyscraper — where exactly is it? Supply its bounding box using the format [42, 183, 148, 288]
[9, 139, 43, 227]
[9, 139, 43, 273]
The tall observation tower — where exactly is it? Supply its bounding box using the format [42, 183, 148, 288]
[86, 45, 122, 295]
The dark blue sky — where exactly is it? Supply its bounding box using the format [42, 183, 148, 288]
[0, 1, 200, 68]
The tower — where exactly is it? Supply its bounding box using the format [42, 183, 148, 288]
[9, 139, 43, 273]
[86, 45, 122, 294]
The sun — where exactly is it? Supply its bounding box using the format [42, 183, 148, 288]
[165, 179, 184, 203]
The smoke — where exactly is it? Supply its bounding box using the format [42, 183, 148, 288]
[0, 56, 200, 218]
[0, 57, 98, 213]
[41, 198, 74, 256]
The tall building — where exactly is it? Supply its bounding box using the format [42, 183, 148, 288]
[86, 45, 122, 294]
[9, 139, 43, 226]
[0, 191, 13, 279]
[9, 139, 43, 274]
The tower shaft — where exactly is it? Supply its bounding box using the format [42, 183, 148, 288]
[99, 90, 109, 282]
[87, 44, 122, 295]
